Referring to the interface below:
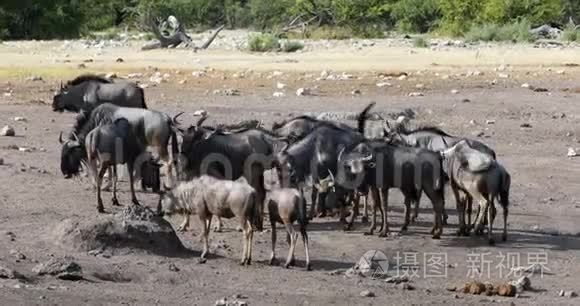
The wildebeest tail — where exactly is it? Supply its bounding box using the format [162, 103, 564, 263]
[357, 102, 376, 135]
[498, 170, 511, 208]
[249, 191, 263, 231]
[138, 87, 147, 109]
[299, 188, 308, 225]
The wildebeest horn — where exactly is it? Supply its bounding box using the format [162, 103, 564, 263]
[173, 112, 184, 123]
[327, 170, 335, 182]
[362, 152, 373, 161]
[442, 137, 449, 147]
[71, 132, 80, 142]
[204, 130, 218, 140]
[59, 81, 63, 91]
[337, 146, 345, 162]
[196, 115, 208, 127]
[58, 132, 64, 144]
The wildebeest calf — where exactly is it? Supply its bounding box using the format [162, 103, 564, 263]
[159, 175, 261, 265]
[267, 188, 311, 270]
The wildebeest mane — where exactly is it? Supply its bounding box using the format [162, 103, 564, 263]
[395, 124, 453, 137]
[70, 103, 117, 140]
[66, 74, 112, 87]
[272, 115, 318, 130]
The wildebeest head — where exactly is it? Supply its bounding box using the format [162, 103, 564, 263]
[59, 132, 84, 178]
[178, 115, 211, 178]
[338, 142, 376, 175]
[52, 82, 67, 112]
[52, 82, 87, 112]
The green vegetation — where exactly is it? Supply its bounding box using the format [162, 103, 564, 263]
[248, 33, 279, 52]
[412, 37, 429, 48]
[1, 0, 579, 41]
[281, 40, 304, 52]
[562, 23, 580, 42]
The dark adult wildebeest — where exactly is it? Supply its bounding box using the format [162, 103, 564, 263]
[179, 117, 289, 229]
[267, 187, 310, 270]
[158, 175, 259, 265]
[385, 124, 496, 223]
[59, 103, 181, 192]
[338, 139, 446, 239]
[274, 103, 375, 219]
[84, 118, 146, 212]
[272, 115, 353, 143]
[52, 74, 146, 112]
[440, 140, 511, 244]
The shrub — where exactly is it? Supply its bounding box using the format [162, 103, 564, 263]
[465, 20, 535, 43]
[438, 0, 485, 36]
[562, 23, 580, 41]
[392, 0, 441, 33]
[281, 40, 304, 52]
[248, 33, 279, 52]
[412, 36, 429, 48]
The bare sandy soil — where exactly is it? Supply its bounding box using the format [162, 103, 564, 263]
[1, 39, 580, 305]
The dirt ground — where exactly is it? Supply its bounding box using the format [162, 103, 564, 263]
[1, 39, 580, 305]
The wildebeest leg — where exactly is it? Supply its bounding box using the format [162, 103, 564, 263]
[96, 165, 108, 213]
[378, 188, 390, 237]
[240, 220, 252, 266]
[450, 183, 467, 236]
[111, 165, 120, 206]
[466, 194, 474, 230]
[364, 187, 380, 235]
[200, 215, 211, 263]
[411, 193, 421, 223]
[102, 167, 113, 191]
[487, 197, 496, 245]
[361, 193, 369, 223]
[339, 193, 352, 224]
[401, 195, 412, 232]
[247, 224, 254, 265]
[345, 191, 360, 231]
[309, 188, 318, 220]
[425, 189, 445, 239]
[177, 214, 190, 232]
[300, 224, 311, 271]
[269, 219, 277, 265]
[213, 216, 223, 232]
[317, 191, 327, 218]
[472, 193, 488, 235]
[284, 222, 297, 268]
[502, 203, 508, 242]
[127, 164, 140, 206]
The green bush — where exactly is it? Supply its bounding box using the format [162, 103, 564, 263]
[281, 40, 304, 52]
[562, 23, 580, 42]
[392, 0, 440, 33]
[438, 0, 484, 36]
[465, 20, 535, 43]
[248, 33, 279, 52]
[480, 0, 564, 26]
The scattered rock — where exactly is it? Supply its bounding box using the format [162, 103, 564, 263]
[396, 115, 409, 125]
[376, 82, 392, 88]
[0, 157, 4, 166]
[385, 275, 409, 284]
[193, 110, 207, 117]
[463, 281, 486, 295]
[273, 92, 285, 98]
[498, 73, 510, 79]
[276, 82, 286, 89]
[563, 291, 578, 298]
[296, 88, 311, 96]
[398, 75, 407, 81]
[486, 120, 495, 125]
[115, 58, 124, 63]
[168, 263, 180, 272]
[496, 64, 507, 72]
[446, 285, 457, 292]
[521, 83, 532, 89]
[469, 120, 477, 125]
[1, 126, 15, 136]
[32, 258, 82, 280]
[320, 70, 330, 80]
[13, 117, 26, 122]
[360, 290, 375, 297]
[509, 276, 531, 293]
[105, 73, 117, 79]
[415, 84, 425, 89]
[78, 63, 87, 69]
[179, 79, 187, 85]
[408, 92, 424, 97]
[224, 88, 240, 96]
[0, 266, 24, 279]
[496, 284, 516, 297]
[400, 283, 415, 291]
[9, 249, 26, 260]
[567, 148, 578, 157]
[472, 131, 484, 137]
[520, 123, 532, 128]
[490, 79, 498, 85]
[26, 75, 43, 82]
[18, 147, 34, 153]
[351, 89, 361, 95]
[215, 297, 247, 306]
[462, 98, 471, 103]
[451, 89, 459, 94]
[127, 73, 143, 79]
[557, 70, 565, 75]
[533, 87, 549, 92]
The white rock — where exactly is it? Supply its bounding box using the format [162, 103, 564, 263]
[451, 89, 460, 94]
[191, 71, 206, 78]
[1, 126, 15, 136]
[4, 92, 12, 97]
[408, 92, 424, 97]
[296, 88, 311, 96]
[13, 117, 26, 122]
[351, 89, 361, 95]
[105, 73, 117, 79]
[521, 83, 532, 89]
[26, 75, 43, 82]
[18, 147, 33, 153]
[376, 82, 392, 88]
[276, 82, 286, 89]
[359, 290, 375, 297]
[498, 73, 510, 79]
[178, 79, 187, 85]
[272, 71, 283, 77]
[193, 110, 207, 117]
[472, 70, 483, 76]
[441, 75, 450, 80]
[396, 116, 409, 125]
[496, 64, 507, 72]
[469, 120, 477, 125]
[138, 84, 149, 89]
[567, 148, 578, 157]
[273, 92, 285, 98]
[491, 79, 498, 85]
[127, 73, 143, 79]
[415, 84, 425, 89]
[557, 70, 565, 75]
[398, 75, 407, 81]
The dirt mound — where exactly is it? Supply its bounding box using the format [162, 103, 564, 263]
[50, 205, 185, 256]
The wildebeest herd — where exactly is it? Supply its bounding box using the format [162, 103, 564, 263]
[54, 74, 511, 270]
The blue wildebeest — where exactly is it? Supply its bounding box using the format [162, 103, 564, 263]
[59, 103, 182, 202]
[440, 140, 511, 244]
[158, 175, 259, 265]
[52, 74, 147, 112]
[178, 116, 289, 232]
[274, 103, 375, 221]
[338, 139, 446, 239]
[84, 118, 146, 212]
[267, 187, 310, 270]
[385, 124, 496, 224]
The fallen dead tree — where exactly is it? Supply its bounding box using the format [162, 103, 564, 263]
[141, 15, 225, 51]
